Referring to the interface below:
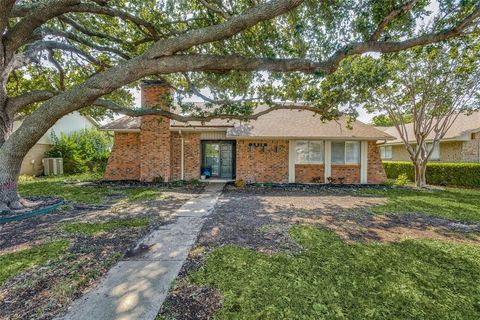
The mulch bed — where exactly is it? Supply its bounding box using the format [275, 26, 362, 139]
[0, 185, 202, 320]
[159, 186, 480, 320]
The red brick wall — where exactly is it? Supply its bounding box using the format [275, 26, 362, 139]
[331, 165, 360, 184]
[295, 164, 325, 183]
[104, 133, 141, 180]
[236, 140, 289, 183]
[139, 83, 174, 182]
[171, 132, 201, 180]
[139, 115, 171, 182]
[367, 141, 387, 183]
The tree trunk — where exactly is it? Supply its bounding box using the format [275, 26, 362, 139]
[414, 162, 427, 188]
[0, 146, 23, 213]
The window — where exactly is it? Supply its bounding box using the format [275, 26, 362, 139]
[332, 141, 360, 164]
[427, 142, 440, 160]
[295, 141, 324, 163]
[380, 146, 392, 160]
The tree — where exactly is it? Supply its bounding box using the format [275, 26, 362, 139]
[1, 0, 480, 212]
[365, 47, 480, 187]
[371, 114, 413, 127]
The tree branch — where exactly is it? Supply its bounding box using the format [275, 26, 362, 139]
[58, 16, 129, 45]
[146, 0, 305, 58]
[0, 0, 16, 34]
[6, 90, 58, 115]
[5, 0, 82, 58]
[323, 3, 480, 73]
[93, 98, 322, 122]
[26, 40, 102, 66]
[198, 0, 231, 19]
[42, 28, 131, 59]
[369, 0, 420, 41]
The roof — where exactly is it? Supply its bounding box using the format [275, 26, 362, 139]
[101, 116, 140, 131]
[102, 107, 393, 140]
[378, 112, 480, 145]
[226, 110, 393, 140]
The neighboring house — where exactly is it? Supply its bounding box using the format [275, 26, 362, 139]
[102, 81, 393, 184]
[377, 112, 480, 163]
[14, 111, 98, 176]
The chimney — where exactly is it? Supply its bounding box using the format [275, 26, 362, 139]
[140, 79, 174, 110]
[139, 80, 175, 182]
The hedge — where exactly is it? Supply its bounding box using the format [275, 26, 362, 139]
[383, 161, 480, 187]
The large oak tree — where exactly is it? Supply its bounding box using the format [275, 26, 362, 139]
[1, 0, 479, 212]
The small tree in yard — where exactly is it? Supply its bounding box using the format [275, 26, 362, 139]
[1, 0, 480, 212]
[366, 48, 480, 187]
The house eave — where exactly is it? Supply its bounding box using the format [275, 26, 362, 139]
[100, 128, 141, 133]
[379, 136, 470, 145]
[228, 135, 394, 141]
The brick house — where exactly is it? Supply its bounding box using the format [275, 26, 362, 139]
[377, 112, 480, 163]
[102, 81, 393, 184]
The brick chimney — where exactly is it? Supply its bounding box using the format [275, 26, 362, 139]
[139, 80, 175, 182]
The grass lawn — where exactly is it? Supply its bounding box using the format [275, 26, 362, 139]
[0, 240, 70, 285]
[63, 218, 150, 236]
[191, 225, 480, 319]
[356, 186, 480, 222]
[18, 173, 168, 204]
[2, 174, 202, 319]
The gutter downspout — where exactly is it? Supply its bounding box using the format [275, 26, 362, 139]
[179, 130, 184, 180]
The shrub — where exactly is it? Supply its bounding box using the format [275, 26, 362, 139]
[394, 173, 409, 186]
[383, 161, 480, 187]
[46, 129, 111, 174]
[311, 176, 322, 183]
[234, 179, 246, 188]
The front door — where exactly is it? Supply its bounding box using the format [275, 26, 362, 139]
[219, 143, 233, 178]
[202, 141, 235, 179]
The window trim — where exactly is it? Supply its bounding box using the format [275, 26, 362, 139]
[380, 145, 392, 160]
[294, 140, 324, 164]
[427, 142, 440, 161]
[332, 141, 361, 165]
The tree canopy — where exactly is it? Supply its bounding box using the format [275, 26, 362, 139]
[3, 0, 480, 125]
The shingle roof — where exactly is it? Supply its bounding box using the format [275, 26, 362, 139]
[378, 112, 480, 144]
[226, 110, 393, 140]
[102, 107, 393, 140]
[101, 116, 140, 131]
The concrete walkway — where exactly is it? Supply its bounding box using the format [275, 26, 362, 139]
[58, 183, 224, 320]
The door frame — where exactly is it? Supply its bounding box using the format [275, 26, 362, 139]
[200, 140, 236, 179]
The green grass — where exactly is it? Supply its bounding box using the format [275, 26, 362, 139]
[18, 173, 109, 204]
[356, 187, 480, 222]
[18, 174, 167, 205]
[191, 226, 480, 319]
[124, 188, 167, 202]
[0, 240, 70, 285]
[63, 218, 150, 236]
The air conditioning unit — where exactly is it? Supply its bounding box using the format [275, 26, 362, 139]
[42, 158, 64, 176]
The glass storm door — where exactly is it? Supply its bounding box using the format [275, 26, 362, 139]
[202, 141, 235, 179]
[219, 143, 233, 178]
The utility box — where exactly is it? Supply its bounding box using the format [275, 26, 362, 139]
[42, 158, 64, 176]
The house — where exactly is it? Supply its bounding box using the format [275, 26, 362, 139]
[377, 113, 480, 163]
[102, 80, 393, 184]
[14, 111, 99, 176]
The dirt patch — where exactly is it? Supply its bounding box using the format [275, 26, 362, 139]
[0, 185, 201, 320]
[159, 186, 480, 320]
[160, 279, 223, 320]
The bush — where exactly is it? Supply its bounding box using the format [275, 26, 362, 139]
[45, 128, 112, 174]
[383, 161, 480, 187]
[393, 173, 409, 186]
[234, 179, 246, 188]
